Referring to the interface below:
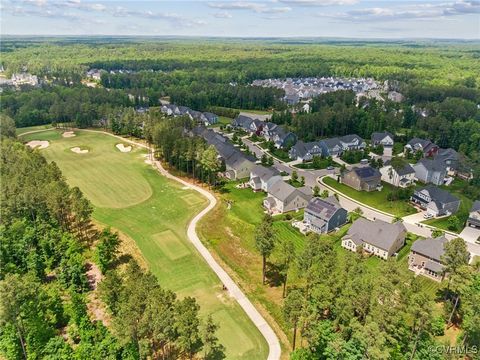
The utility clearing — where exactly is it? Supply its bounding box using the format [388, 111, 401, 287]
[21, 130, 268, 360]
[26, 140, 50, 149]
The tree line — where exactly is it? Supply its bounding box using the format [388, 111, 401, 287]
[253, 215, 479, 359]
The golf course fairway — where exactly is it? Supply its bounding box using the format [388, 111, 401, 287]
[22, 129, 269, 360]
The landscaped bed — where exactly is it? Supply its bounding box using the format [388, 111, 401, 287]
[323, 176, 417, 217]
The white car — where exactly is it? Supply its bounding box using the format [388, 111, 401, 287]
[423, 213, 434, 219]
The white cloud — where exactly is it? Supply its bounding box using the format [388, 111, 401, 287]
[213, 11, 233, 18]
[207, 1, 291, 13]
[279, 0, 358, 6]
[320, 1, 480, 22]
[3, 0, 206, 28]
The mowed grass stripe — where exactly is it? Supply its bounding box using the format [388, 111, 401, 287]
[25, 130, 268, 360]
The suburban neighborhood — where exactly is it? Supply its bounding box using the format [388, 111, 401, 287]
[3, 29, 480, 360]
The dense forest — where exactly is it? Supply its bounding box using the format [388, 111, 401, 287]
[0, 121, 224, 360]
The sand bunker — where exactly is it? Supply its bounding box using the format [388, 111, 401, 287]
[116, 143, 132, 153]
[27, 140, 49, 149]
[71, 147, 89, 154]
[63, 131, 76, 138]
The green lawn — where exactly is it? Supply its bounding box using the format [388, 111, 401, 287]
[208, 116, 232, 128]
[422, 179, 474, 233]
[229, 107, 272, 115]
[294, 160, 338, 170]
[323, 177, 417, 217]
[22, 130, 268, 360]
[269, 148, 291, 162]
[16, 124, 53, 135]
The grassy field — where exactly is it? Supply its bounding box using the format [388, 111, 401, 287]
[422, 179, 474, 233]
[16, 124, 53, 135]
[21, 130, 268, 360]
[323, 177, 417, 217]
[208, 116, 232, 128]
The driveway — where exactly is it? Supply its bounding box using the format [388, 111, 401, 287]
[460, 226, 480, 244]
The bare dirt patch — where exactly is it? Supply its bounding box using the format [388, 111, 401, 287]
[62, 131, 76, 138]
[26, 140, 49, 149]
[71, 147, 89, 154]
[116, 143, 132, 152]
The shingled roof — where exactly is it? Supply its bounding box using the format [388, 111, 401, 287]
[344, 218, 406, 252]
[411, 236, 449, 263]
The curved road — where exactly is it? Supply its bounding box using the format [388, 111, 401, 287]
[20, 128, 282, 360]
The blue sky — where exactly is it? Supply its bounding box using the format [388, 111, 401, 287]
[2, 0, 479, 38]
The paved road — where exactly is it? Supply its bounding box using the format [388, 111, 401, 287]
[240, 111, 272, 121]
[243, 138, 334, 188]
[20, 128, 282, 360]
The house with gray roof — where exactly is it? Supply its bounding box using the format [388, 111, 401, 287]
[261, 122, 279, 141]
[303, 196, 348, 234]
[411, 185, 460, 217]
[319, 134, 366, 157]
[341, 218, 407, 259]
[404, 138, 439, 157]
[203, 112, 219, 126]
[231, 115, 255, 132]
[409, 236, 448, 281]
[371, 131, 394, 147]
[467, 200, 480, 228]
[341, 166, 382, 192]
[249, 165, 282, 192]
[264, 181, 312, 214]
[434, 148, 459, 174]
[195, 128, 255, 180]
[289, 141, 323, 161]
[412, 158, 447, 185]
[380, 160, 415, 187]
[270, 126, 297, 149]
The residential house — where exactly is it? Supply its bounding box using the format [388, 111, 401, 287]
[371, 131, 394, 147]
[341, 166, 382, 192]
[249, 165, 282, 192]
[284, 93, 300, 105]
[412, 158, 447, 185]
[404, 138, 439, 157]
[319, 134, 366, 157]
[411, 185, 460, 217]
[380, 160, 415, 187]
[467, 200, 480, 228]
[231, 115, 255, 132]
[435, 148, 459, 175]
[409, 236, 449, 281]
[249, 119, 264, 135]
[289, 141, 323, 162]
[270, 126, 297, 149]
[261, 122, 278, 141]
[202, 112, 219, 126]
[224, 152, 256, 180]
[303, 196, 348, 234]
[264, 181, 312, 214]
[194, 127, 255, 180]
[341, 218, 407, 260]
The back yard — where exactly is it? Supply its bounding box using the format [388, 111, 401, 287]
[323, 176, 417, 217]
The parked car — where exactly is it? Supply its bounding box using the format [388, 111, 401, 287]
[327, 166, 334, 170]
[423, 213, 434, 219]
